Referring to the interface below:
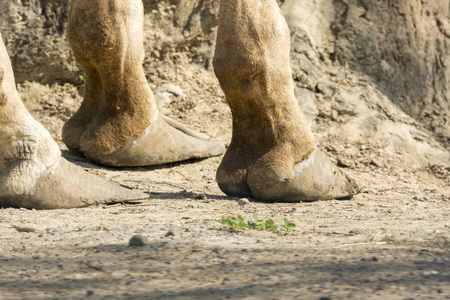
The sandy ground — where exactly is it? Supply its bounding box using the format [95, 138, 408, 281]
[0, 58, 448, 299]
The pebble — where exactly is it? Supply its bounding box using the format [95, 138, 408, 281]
[193, 193, 207, 200]
[238, 198, 250, 206]
[349, 227, 363, 234]
[86, 290, 94, 297]
[371, 158, 383, 167]
[413, 195, 429, 201]
[164, 84, 185, 98]
[337, 157, 354, 168]
[129, 235, 149, 246]
[165, 231, 175, 237]
[422, 270, 439, 276]
[111, 270, 129, 279]
[13, 224, 38, 233]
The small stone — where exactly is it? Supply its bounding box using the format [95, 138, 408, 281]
[164, 84, 185, 98]
[413, 195, 429, 201]
[371, 256, 378, 262]
[349, 227, 363, 234]
[370, 158, 383, 167]
[193, 193, 207, 200]
[129, 235, 149, 246]
[422, 270, 439, 276]
[13, 224, 38, 233]
[111, 270, 129, 278]
[238, 198, 250, 206]
[165, 231, 175, 237]
[86, 290, 94, 297]
[337, 157, 354, 168]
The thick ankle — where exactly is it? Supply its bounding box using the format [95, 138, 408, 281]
[0, 118, 60, 198]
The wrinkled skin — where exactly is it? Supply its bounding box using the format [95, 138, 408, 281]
[0, 32, 147, 209]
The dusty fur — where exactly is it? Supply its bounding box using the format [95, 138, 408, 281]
[64, 0, 157, 155]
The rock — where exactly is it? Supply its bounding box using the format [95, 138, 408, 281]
[110, 270, 129, 278]
[337, 157, 355, 169]
[165, 231, 175, 237]
[413, 195, 429, 201]
[193, 193, 207, 200]
[370, 157, 383, 168]
[349, 227, 363, 234]
[129, 235, 149, 246]
[163, 84, 186, 98]
[86, 290, 94, 297]
[13, 224, 38, 233]
[422, 270, 439, 276]
[238, 198, 250, 206]
[221, 277, 231, 285]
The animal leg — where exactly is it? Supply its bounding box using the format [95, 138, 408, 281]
[63, 0, 224, 167]
[214, 0, 359, 201]
[0, 33, 147, 209]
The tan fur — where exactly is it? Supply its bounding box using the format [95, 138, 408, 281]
[64, 0, 157, 155]
[63, 0, 223, 166]
[214, 0, 357, 201]
[0, 33, 61, 197]
[0, 69, 6, 107]
[1, 0, 356, 206]
[0, 32, 147, 209]
[214, 0, 316, 196]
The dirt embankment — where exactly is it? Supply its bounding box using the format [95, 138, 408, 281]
[0, 1, 449, 299]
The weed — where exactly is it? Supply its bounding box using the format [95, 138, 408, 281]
[382, 230, 397, 242]
[420, 229, 435, 240]
[366, 233, 375, 242]
[217, 214, 296, 235]
[78, 73, 86, 88]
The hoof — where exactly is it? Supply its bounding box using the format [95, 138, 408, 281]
[218, 149, 359, 202]
[247, 150, 359, 202]
[0, 158, 148, 209]
[82, 115, 225, 167]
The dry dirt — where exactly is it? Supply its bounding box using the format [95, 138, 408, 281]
[1, 0, 450, 299]
[0, 63, 448, 300]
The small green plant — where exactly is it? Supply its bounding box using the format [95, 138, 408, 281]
[366, 233, 376, 242]
[78, 73, 86, 88]
[382, 230, 397, 242]
[419, 229, 432, 241]
[217, 214, 296, 235]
